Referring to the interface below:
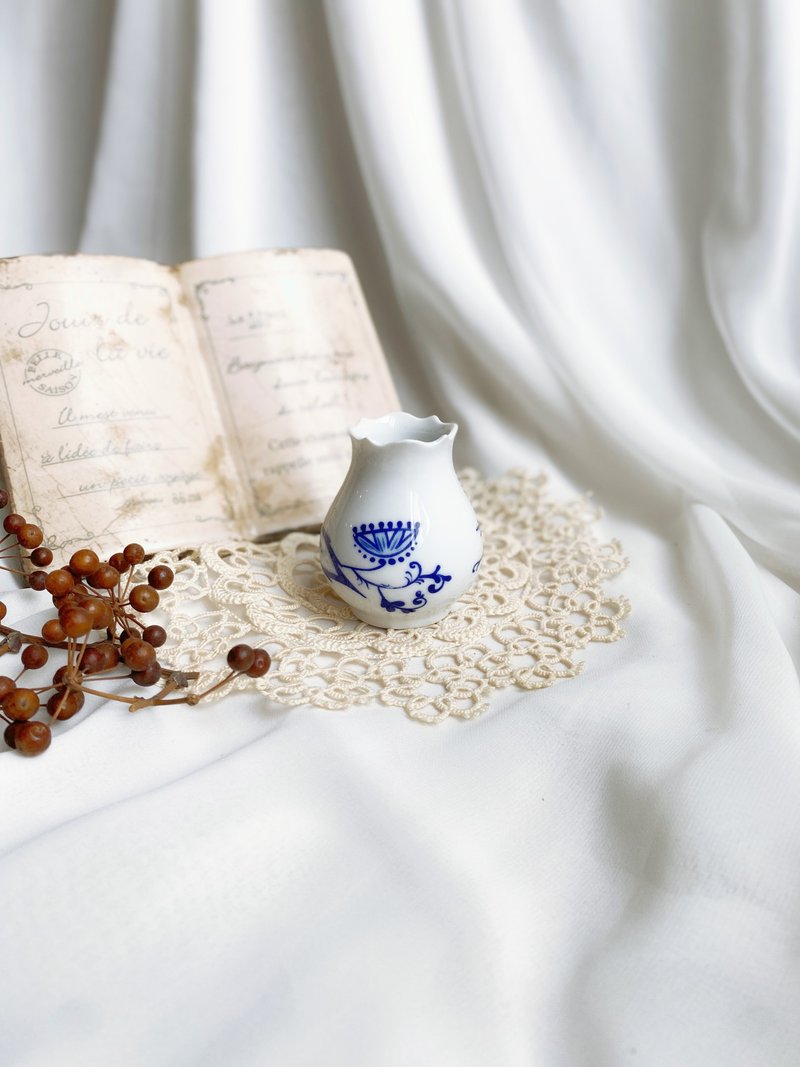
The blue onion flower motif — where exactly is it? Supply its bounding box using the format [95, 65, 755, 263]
[352, 520, 420, 564]
[321, 520, 453, 616]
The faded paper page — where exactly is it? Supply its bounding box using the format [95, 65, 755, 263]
[180, 249, 399, 535]
[0, 255, 243, 562]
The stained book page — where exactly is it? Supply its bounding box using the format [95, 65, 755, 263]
[179, 249, 400, 535]
[0, 255, 242, 561]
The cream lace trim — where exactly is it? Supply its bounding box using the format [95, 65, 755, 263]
[146, 469, 630, 724]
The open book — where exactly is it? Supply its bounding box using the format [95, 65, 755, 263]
[0, 250, 399, 561]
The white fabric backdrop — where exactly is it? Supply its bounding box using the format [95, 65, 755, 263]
[1, 1, 799, 1064]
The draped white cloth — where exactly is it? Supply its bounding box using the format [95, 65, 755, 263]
[1, 1, 799, 1064]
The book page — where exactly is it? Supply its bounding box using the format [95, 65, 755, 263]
[179, 249, 399, 535]
[0, 255, 242, 562]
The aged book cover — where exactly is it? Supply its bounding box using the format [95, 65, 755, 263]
[0, 249, 399, 561]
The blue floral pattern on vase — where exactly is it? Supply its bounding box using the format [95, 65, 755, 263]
[353, 520, 419, 564]
[321, 519, 452, 616]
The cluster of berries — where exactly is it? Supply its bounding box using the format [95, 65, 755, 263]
[0, 492, 271, 757]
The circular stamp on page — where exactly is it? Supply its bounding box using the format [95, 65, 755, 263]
[24, 349, 81, 397]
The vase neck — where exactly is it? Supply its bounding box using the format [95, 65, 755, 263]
[351, 433, 455, 474]
[350, 410, 456, 453]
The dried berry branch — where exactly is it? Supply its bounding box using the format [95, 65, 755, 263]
[0, 491, 271, 757]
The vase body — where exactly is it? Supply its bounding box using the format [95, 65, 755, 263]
[320, 412, 483, 628]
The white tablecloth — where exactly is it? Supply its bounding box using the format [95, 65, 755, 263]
[1, 2, 799, 1064]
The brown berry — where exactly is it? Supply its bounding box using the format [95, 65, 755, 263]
[88, 565, 120, 590]
[78, 646, 105, 674]
[47, 688, 84, 721]
[2, 687, 40, 721]
[52, 665, 70, 687]
[129, 585, 159, 613]
[30, 546, 53, 567]
[3, 721, 18, 749]
[0, 489, 8, 509]
[41, 619, 66, 643]
[45, 569, 74, 596]
[28, 570, 48, 591]
[16, 523, 43, 549]
[246, 648, 271, 678]
[142, 625, 167, 648]
[77, 596, 114, 631]
[52, 592, 79, 611]
[69, 548, 100, 576]
[108, 552, 130, 574]
[123, 543, 145, 565]
[96, 601, 114, 630]
[121, 638, 156, 671]
[21, 644, 49, 670]
[0, 676, 16, 699]
[131, 662, 162, 687]
[58, 606, 93, 638]
[15, 721, 52, 756]
[147, 565, 173, 590]
[227, 644, 255, 672]
[3, 513, 25, 534]
[0, 601, 6, 621]
[93, 641, 120, 671]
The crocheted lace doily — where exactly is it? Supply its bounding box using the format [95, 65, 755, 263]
[148, 469, 630, 724]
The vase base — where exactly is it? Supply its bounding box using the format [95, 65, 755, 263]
[352, 606, 452, 630]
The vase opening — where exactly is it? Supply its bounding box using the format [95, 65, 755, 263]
[350, 411, 456, 447]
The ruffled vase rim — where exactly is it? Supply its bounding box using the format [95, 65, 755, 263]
[349, 411, 457, 448]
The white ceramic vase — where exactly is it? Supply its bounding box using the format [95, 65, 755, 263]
[320, 412, 483, 628]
